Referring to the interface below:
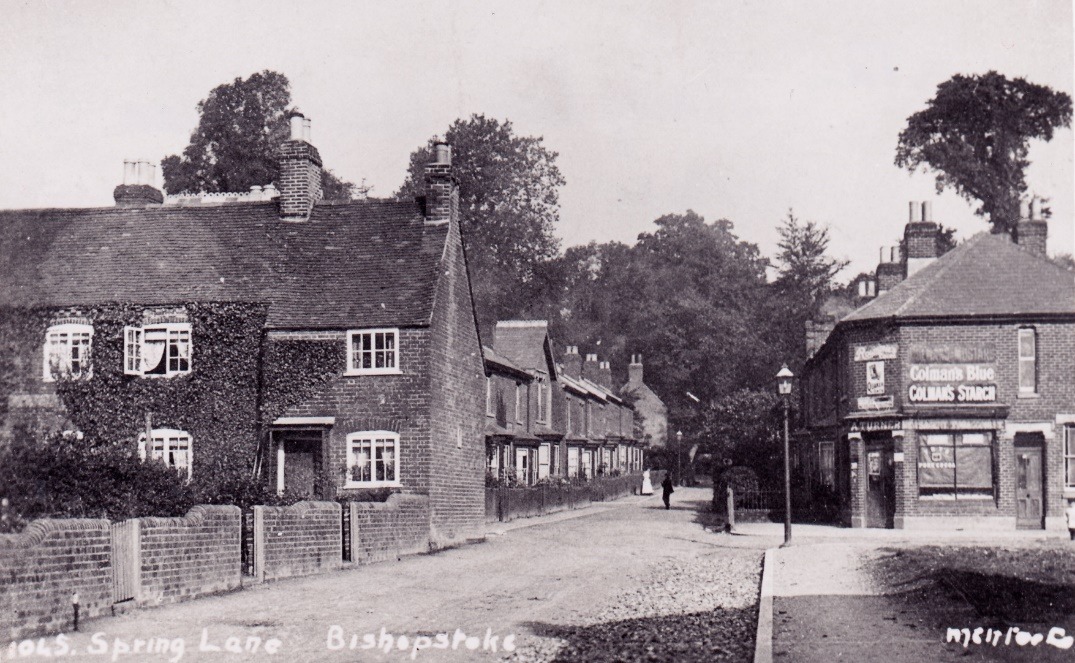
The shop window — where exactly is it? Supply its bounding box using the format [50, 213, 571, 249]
[819, 441, 835, 488]
[43, 323, 93, 382]
[1065, 426, 1075, 489]
[138, 428, 193, 481]
[1018, 328, 1037, 394]
[917, 432, 994, 498]
[346, 431, 399, 486]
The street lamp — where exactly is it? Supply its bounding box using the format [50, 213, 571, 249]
[676, 430, 683, 487]
[776, 363, 794, 546]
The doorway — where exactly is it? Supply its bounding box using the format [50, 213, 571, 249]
[274, 429, 325, 498]
[1014, 437, 1045, 529]
[865, 439, 894, 528]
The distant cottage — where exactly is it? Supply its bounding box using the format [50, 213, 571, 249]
[0, 116, 487, 546]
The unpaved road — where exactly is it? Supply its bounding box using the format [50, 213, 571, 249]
[12, 488, 767, 662]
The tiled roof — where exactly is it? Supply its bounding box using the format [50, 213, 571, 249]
[843, 232, 1075, 323]
[493, 321, 552, 375]
[0, 200, 447, 328]
[482, 345, 532, 379]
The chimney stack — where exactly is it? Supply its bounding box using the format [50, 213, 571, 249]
[562, 346, 582, 379]
[597, 361, 613, 390]
[114, 159, 163, 207]
[277, 112, 322, 221]
[1015, 199, 1048, 257]
[582, 353, 600, 384]
[875, 245, 903, 293]
[904, 200, 940, 278]
[628, 354, 644, 385]
[423, 140, 457, 225]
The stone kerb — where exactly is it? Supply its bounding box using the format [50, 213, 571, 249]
[349, 494, 431, 565]
[138, 505, 241, 606]
[254, 501, 342, 582]
[0, 519, 112, 641]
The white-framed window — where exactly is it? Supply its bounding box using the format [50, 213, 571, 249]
[124, 323, 191, 377]
[346, 431, 400, 487]
[43, 323, 93, 382]
[346, 329, 400, 375]
[1018, 327, 1037, 394]
[538, 443, 551, 479]
[485, 376, 493, 416]
[1064, 426, 1075, 489]
[515, 383, 523, 423]
[536, 379, 546, 423]
[138, 428, 193, 481]
[818, 441, 835, 488]
[566, 397, 573, 432]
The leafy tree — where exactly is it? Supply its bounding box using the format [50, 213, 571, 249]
[773, 210, 848, 316]
[161, 70, 354, 200]
[396, 114, 565, 331]
[895, 71, 1072, 235]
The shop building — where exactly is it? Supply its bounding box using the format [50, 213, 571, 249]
[798, 202, 1075, 531]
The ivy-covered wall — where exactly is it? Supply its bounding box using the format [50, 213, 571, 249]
[0, 303, 268, 492]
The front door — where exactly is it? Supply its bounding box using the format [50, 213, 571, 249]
[1015, 447, 1044, 529]
[276, 430, 324, 498]
[865, 444, 894, 528]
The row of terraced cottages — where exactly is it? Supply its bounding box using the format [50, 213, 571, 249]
[483, 322, 661, 485]
[0, 116, 659, 548]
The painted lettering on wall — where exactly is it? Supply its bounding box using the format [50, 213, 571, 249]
[908, 383, 997, 403]
[909, 344, 995, 363]
[854, 344, 897, 362]
[909, 364, 996, 382]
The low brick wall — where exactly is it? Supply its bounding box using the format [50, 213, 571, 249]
[139, 505, 241, 605]
[487, 474, 642, 523]
[0, 519, 112, 641]
[349, 494, 430, 565]
[254, 501, 341, 582]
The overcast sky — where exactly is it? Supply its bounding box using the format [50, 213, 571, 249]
[0, 0, 1071, 277]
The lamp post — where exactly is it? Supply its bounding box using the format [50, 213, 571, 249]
[776, 364, 794, 546]
[676, 430, 683, 486]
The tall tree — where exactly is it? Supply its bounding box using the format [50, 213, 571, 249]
[396, 115, 565, 331]
[773, 210, 848, 317]
[895, 71, 1072, 235]
[161, 70, 354, 200]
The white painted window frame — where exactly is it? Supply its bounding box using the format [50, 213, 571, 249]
[124, 322, 192, 378]
[345, 430, 401, 488]
[1017, 327, 1037, 395]
[43, 323, 93, 382]
[138, 428, 193, 481]
[346, 328, 401, 376]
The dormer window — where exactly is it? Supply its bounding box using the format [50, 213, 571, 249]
[125, 323, 191, 377]
[347, 329, 400, 375]
[43, 323, 93, 382]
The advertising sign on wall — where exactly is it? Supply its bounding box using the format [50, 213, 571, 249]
[866, 361, 885, 395]
[907, 344, 997, 404]
[854, 344, 898, 362]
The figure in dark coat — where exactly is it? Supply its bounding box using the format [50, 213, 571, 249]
[661, 473, 674, 510]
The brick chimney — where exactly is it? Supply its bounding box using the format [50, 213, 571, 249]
[423, 140, 457, 226]
[597, 361, 613, 390]
[114, 160, 163, 206]
[562, 346, 582, 378]
[904, 201, 939, 278]
[582, 353, 600, 384]
[628, 354, 644, 385]
[1015, 199, 1048, 257]
[875, 246, 903, 294]
[277, 113, 322, 221]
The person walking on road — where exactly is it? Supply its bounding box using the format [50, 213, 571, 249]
[661, 472, 674, 510]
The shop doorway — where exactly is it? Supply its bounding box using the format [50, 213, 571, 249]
[865, 440, 894, 528]
[1014, 439, 1044, 529]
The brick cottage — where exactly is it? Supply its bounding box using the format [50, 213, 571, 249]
[0, 116, 487, 547]
[797, 202, 1075, 531]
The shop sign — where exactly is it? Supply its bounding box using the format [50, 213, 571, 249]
[866, 361, 885, 395]
[856, 396, 894, 410]
[908, 383, 997, 403]
[854, 344, 897, 362]
[908, 361, 997, 404]
[909, 343, 995, 363]
[848, 418, 902, 432]
[909, 364, 996, 382]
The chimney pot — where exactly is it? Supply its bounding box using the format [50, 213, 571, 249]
[289, 113, 305, 142]
[921, 200, 932, 222]
[586, 353, 598, 362]
[434, 141, 451, 165]
[908, 201, 921, 223]
[1028, 199, 1038, 221]
[302, 118, 312, 143]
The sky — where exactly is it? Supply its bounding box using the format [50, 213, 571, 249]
[0, 0, 1072, 279]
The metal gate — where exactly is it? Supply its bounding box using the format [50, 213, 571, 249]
[111, 519, 140, 603]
